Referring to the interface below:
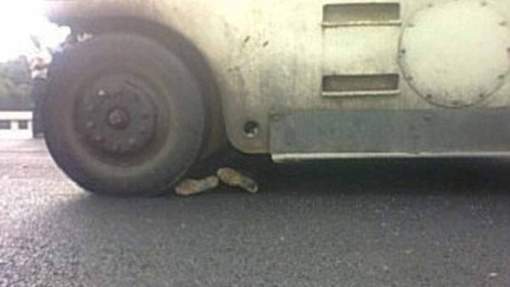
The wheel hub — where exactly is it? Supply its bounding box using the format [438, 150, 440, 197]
[77, 74, 158, 155]
[107, 108, 130, 130]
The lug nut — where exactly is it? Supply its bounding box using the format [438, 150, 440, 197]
[97, 90, 107, 97]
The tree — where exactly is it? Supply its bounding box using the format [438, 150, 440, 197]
[0, 57, 32, 110]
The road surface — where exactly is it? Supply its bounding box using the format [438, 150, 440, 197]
[0, 140, 509, 286]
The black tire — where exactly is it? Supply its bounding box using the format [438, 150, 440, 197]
[43, 33, 207, 196]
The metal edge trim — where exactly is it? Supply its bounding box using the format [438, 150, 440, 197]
[272, 152, 510, 162]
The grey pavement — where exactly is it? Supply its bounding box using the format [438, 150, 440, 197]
[0, 139, 509, 287]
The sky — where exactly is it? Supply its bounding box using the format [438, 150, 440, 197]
[0, 0, 69, 62]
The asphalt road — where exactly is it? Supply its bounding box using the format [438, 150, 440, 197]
[0, 139, 509, 287]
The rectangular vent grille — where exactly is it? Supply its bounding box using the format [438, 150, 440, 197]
[323, 3, 401, 27]
[322, 74, 400, 97]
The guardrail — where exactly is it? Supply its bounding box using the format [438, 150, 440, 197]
[0, 111, 33, 139]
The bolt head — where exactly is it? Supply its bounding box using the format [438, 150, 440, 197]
[107, 108, 130, 130]
[97, 90, 107, 97]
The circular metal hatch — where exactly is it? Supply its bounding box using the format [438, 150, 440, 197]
[400, 0, 510, 108]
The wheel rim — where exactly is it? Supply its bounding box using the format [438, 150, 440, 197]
[75, 73, 159, 157]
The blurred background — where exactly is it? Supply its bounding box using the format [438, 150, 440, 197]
[0, 0, 68, 139]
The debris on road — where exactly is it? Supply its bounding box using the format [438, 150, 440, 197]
[175, 176, 220, 196]
[217, 167, 259, 193]
[175, 167, 259, 196]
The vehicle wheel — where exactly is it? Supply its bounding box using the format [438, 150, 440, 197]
[43, 33, 207, 196]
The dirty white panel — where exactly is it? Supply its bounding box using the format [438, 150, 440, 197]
[323, 26, 401, 75]
[44, 0, 510, 153]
